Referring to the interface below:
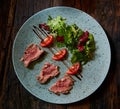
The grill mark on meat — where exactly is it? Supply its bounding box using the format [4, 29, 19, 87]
[20, 44, 44, 67]
[49, 74, 74, 95]
[36, 62, 60, 84]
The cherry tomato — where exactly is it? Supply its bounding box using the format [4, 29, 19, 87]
[40, 35, 53, 47]
[52, 49, 67, 61]
[66, 62, 81, 75]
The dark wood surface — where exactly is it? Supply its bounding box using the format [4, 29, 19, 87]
[0, 0, 120, 109]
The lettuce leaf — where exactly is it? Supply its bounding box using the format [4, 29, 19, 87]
[47, 16, 95, 64]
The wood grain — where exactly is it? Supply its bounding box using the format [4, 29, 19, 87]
[0, 0, 120, 109]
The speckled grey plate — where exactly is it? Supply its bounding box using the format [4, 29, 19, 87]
[12, 6, 111, 104]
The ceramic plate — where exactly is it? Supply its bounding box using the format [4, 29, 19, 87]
[12, 6, 111, 104]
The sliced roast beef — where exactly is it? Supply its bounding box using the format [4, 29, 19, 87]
[36, 62, 60, 84]
[49, 74, 74, 95]
[20, 44, 44, 67]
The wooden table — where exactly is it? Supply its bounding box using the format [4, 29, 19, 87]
[0, 0, 120, 109]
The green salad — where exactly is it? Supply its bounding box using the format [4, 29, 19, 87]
[45, 16, 96, 64]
